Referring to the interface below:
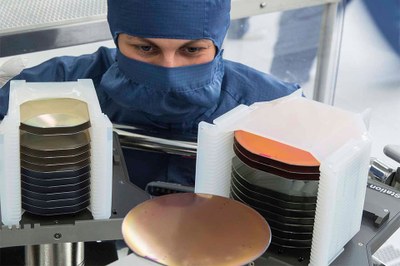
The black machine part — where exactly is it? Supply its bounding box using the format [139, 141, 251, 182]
[250, 179, 400, 266]
[142, 178, 400, 266]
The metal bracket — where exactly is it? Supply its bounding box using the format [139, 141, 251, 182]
[363, 202, 390, 228]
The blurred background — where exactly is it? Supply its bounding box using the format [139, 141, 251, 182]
[223, 0, 400, 168]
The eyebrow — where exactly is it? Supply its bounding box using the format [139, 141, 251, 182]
[126, 37, 157, 46]
[127, 36, 212, 46]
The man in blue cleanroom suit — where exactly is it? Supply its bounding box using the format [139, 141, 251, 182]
[0, 0, 299, 190]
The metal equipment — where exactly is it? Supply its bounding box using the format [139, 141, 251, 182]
[252, 179, 400, 265]
[1, 128, 399, 265]
[0, 133, 150, 265]
[116, 131, 400, 266]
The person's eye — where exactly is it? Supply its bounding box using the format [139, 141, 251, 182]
[138, 45, 153, 52]
[131, 44, 159, 56]
[181, 46, 206, 55]
[186, 47, 201, 53]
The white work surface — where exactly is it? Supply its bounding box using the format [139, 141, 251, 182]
[108, 252, 160, 266]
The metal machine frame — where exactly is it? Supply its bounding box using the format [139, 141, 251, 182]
[253, 180, 400, 265]
[1, 130, 400, 265]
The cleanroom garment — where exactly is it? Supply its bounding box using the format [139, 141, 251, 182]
[0, 47, 298, 188]
[0, 0, 298, 189]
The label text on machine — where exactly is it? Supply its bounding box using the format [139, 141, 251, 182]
[368, 183, 400, 199]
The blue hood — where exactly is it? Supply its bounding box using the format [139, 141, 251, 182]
[107, 0, 231, 50]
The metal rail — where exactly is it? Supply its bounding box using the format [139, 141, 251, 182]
[313, 0, 345, 104]
[113, 124, 197, 157]
[231, 0, 338, 19]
